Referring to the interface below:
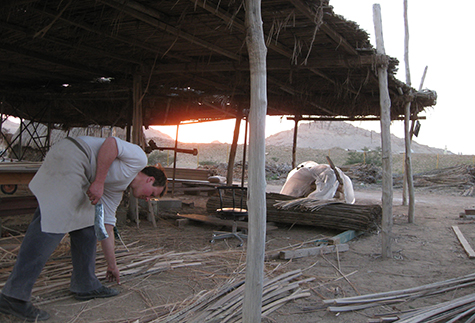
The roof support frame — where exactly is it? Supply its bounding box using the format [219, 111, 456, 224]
[99, 0, 242, 61]
[190, 0, 341, 84]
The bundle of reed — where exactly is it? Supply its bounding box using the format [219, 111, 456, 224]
[322, 272, 475, 322]
[394, 165, 475, 189]
[374, 293, 475, 323]
[147, 269, 312, 323]
[339, 163, 382, 184]
[416, 165, 475, 187]
[0, 241, 205, 303]
[206, 193, 382, 232]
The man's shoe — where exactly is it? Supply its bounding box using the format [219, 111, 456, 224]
[74, 285, 120, 301]
[0, 293, 50, 322]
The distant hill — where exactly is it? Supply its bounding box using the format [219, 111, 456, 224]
[1, 120, 174, 148]
[266, 121, 446, 154]
[143, 127, 174, 144]
[2, 119, 446, 155]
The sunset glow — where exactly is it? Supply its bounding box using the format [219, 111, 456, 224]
[151, 116, 296, 144]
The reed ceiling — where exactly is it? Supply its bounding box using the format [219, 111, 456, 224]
[0, 0, 436, 128]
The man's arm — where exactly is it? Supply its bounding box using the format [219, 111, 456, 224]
[87, 137, 118, 205]
[101, 224, 120, 284]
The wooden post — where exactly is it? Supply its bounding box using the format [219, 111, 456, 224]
[403, 0, 415, 223]
[243, 0, 267, 320]
[404, 102, 415, 223]
[291, 116, 300, 169]
[241, 116, 249, 187]
[226, 109, 243, 185]
[171, 124, 179, 196]
[373, 4, 393, 259]
[130, 73, 143, 226]
[132, 74, 143, 147]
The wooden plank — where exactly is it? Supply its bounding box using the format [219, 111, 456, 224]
[0, 172, 35, 185]
[0, 162, 41, 185]
[0, 162, 42, 171]
[176, 213, 277, 231]
[452, 225, 475, 259]
[163, 167, 211, 181]
[279, 244, 349, 260]
[329, 230, 362, 245]
[0, 196, 38, 216]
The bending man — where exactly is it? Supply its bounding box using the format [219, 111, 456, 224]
[0, 136, 167, 321]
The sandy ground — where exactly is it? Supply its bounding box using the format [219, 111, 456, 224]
[1, 184, 475, 322]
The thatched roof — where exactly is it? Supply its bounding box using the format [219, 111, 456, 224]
[0, 0, 436, 129]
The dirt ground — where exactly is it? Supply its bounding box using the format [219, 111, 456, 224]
[2, 183, 475, 323]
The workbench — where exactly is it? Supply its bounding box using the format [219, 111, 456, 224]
[0, 162, 41, 185]
[0, 162, 41, 216]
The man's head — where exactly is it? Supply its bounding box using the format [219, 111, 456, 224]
[131, 164, 168, 200]
[141, 164, 168, 194]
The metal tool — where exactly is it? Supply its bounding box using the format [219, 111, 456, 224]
[94, 203, 109, 241]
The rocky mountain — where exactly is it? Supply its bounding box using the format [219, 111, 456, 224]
[266, 121, 446, 154]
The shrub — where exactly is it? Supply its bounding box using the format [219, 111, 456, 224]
[148, 151, 174, 166]
[199, 160, 217, 166]
[345, 147, 382, 166]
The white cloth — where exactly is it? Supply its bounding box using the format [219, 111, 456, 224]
[29, 136, 147, 233]
[280, 161, 355, 204]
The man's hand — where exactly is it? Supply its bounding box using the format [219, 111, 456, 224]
[106, 266, 121, 284]
[87, 181, 104, 205]
[102, 224, 120, 285]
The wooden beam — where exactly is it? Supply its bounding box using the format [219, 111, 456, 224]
[29, 5, 191, 63]
[279, 244, 349, 260]
[227, 109, 242, 185]
[373, 4, 393, 259]
[151, 56, 376, 74]
[329, 230, 363, 245]
[0, 162, 41, 185]
[129, 74, 143, 226]
[291, 117, 299, 169]
[0, 173, 35, 185]
[289, 0, 358, 56]
[189, 0, 335, 81]
[403, 0, 415, 223]
[0, 196, 38, 217]
[287, 116, 426, 122]
[175, 213, 278, 231]
[0, 20, 142, 66]
[0, 0, 37, 8]
[100, 0, 241, 61]
[243, 0, 268, 319]
[0, 61, 83, 83]
[0, 43, 114, 77]
[452, 226, 475, 259]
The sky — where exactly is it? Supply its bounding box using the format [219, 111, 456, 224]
[155, 0, 475, 155]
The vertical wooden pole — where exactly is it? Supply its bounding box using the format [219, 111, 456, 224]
[227, 109, 243, 185]
[132, 74, 143, 146]
[241, 117, 249, 187]
[291, 116, 300, 169]
[243, 0, 267, 320]
[130, 74, 143, 226]
[402, 0, 415, 223]
[404, 101, 415, 222]
[171, 124, 179, 196]
[373, 4, 393, 259]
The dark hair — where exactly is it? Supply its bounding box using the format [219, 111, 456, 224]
[141, 164, 168, 197]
